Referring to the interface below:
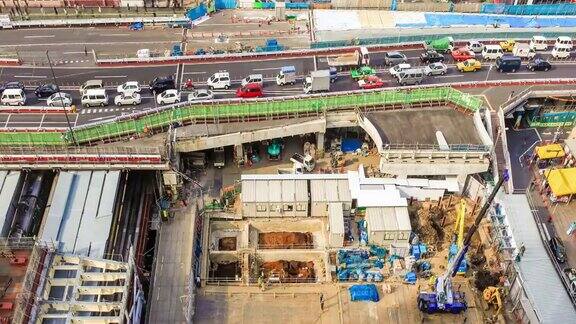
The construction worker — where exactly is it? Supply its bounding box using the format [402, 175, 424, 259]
[319, 293, 324, 311]
[258, 273, 265, 291]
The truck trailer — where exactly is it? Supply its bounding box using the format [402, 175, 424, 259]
[304, 70, 331, 94]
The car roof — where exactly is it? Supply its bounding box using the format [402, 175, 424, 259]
[164, 89, 178, 94]
[84, 79, 103, 85]
[397, 63, 411, 68]
[125, 81, 139, 85]
[196, 89, 210, 94]
[245, 82, 262, 88]
[387, 51, 402, 55]
[430, 62, 444, 66]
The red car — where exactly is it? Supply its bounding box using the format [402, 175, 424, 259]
[358, 76, 385, 89]
[236, 83, 263, 98]
[451, 48, 475, 62]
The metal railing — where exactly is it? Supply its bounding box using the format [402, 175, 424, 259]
[0, 145, 163, 156]
[382, 143, 490, 152]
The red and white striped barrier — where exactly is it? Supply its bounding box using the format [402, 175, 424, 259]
[0, 58, 21, 66]
[0, 153, 166, 169]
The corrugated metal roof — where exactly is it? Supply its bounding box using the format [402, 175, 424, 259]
[310, 180, 325, 202]
[366, 207, 398, 231]
[325, 180, 339, 201]
[310, 179, 351, 202]
[395, 207, 412, 231]
[365, 208, 385, 232]
[243, 179, 308, 203]
[97, 171, 120, 218]
[503, 194, 576, 323]
[295, 180, 308, 201]
[328, 203, 344, 234]
[41, 172, 74, 242]
[268, 180, 282, 202]
[337, 179, 351, 201]
[58, 171, 92, 253]
[0, 171, 20, 236]
[241, 180, 256, 203]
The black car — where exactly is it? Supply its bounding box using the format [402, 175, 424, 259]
[34, 83, 60, 98]
[0, 81, 25, 92]
[420, 50, 445, 63]
[149, 76, 175, 94]
[527, 58, 552, 72]
[549, 236, 567, 263]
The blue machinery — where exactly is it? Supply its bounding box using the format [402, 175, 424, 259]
[418, 171, 509, 314]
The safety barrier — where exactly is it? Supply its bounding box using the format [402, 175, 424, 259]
[9, 16, 189, 28]
[0, 105, 74, 114]
[0, 57, 21, 66]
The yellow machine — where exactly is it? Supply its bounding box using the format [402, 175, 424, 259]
[448, 199, 468, 274]
[483, 286, 503, 319]
[499, 39, 516, 52]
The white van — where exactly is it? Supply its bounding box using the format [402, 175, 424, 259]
[241, 74, 263, 87]
[482, 45, 504, 60]
[529, 36, 548, 51]
[81, 89, 108, 107]
[0, 89, 26, 106]
[555, 36, 573, 50]
[360, 46, 370, 65]
[207, 72, 231, 90]
[396, 68, 425, 86]
[512, 43, 536, 59]
[551, 44, 572, 59]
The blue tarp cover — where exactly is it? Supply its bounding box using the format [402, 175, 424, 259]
[341, 138, 362, 153]
[349, 284, 380, 302]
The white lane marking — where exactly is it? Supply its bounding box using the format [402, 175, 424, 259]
[4, 114, 11, 128]
[87, 115, 116, 122]
[436, 75, 464, 78]
[100, 34, 131, 37]
[14, 75, 48, 78]
[63, 51, 88, 54]
[94, 75, 127, 78]
[182, 71, 207, 75]
[508, 72, 536, 75]
[253, 67, 283, 71]
[24, 35, 55, 39]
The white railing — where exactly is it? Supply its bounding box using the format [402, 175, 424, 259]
[10, 16, 189, 28]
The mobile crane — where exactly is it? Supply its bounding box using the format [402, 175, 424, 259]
[448, 199, 469, 275]
[417, 171, 508, 314]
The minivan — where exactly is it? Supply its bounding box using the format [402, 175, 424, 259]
[81, 89, 109, 107]
[0, 88, 26, 106]
[79, 79, 103, 95]
[529, 36, 548, 51]
[241, 74, 264, 87]
[496, 56, 522, 73]
[555, 36, 573, 49]
[482, 45, 504, 60]
[396, 68, 425, 86]
[207, 72, 231, 90]
[551, 44, 572, 59]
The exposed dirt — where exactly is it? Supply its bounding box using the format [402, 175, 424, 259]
[261, 261, 315, 281]
[474, 269, 501, 291]
[218, 237, 237, 251]
[211, 261, 240, 278]
[259, 232, 313, 249]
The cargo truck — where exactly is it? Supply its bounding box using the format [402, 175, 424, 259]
[276, 66, 297, 86]
[326, 46, 369, 69]
[303, 70, 331, 94]
[425, 37, 454, 54]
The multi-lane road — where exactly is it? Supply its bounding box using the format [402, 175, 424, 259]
[2, 47, 576, 128]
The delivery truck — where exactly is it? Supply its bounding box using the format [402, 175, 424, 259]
[326, 47, 369, 69]
[276, 66, 297, 86]
[425, 37, 454, 54]
[512, 43, 536, 59]
[303, 70, 331, 94]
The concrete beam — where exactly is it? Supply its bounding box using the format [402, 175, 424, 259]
[176, 119, 327, 152]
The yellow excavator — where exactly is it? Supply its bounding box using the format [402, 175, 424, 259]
[483, 286, 504, 323]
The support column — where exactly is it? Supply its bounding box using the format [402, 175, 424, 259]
[234, 144, 244, 166]
[316, 132, 325, 157]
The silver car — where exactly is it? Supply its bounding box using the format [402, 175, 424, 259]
[424, 62, 448, 76]
[188, 89, 214, 102]
[467, 40, 485, 53]
[47, 92, 72, 107]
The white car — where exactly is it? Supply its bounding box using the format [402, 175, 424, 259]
[156, 89, 180, 105]
[47, 92, 73, 107]
[117, 81, 141, 94]
[467, 41, 484, 53]
[423, 62, 448, 76]
[188, 89, 214, 102]
[389, 63, 411, 78]
[115, 92, 141, 106]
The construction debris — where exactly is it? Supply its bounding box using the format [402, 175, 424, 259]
[261, 261, 315, 281]
[474, 269, 501, 291]
[218, 237, 237, 251]
[258, 232, 313, 249]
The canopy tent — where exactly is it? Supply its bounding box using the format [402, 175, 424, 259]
[544, 168, 576, 197]
[536, 144, 565, 160]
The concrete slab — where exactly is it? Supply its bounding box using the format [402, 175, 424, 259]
[366, 107, 482, 145]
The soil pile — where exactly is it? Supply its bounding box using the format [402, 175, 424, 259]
[262, 261, 315, 280]
[218, 237, 237, 251]
[259, 232, 313, 249]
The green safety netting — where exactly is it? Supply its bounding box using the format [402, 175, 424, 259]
[0, 87, 482, 147]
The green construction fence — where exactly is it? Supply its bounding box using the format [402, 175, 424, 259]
[0, 87, 483, 147]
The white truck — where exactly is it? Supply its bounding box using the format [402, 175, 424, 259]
[303, 70, 331, 94]
[512, 43, 535, 59]
[326, 47, 369, 69]
[276, 65, 297, 86]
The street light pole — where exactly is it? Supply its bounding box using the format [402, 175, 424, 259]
[46, 51, 78, 146]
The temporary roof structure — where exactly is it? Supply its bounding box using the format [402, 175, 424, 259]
[544, 168, 576, 197]
[536, 144, 565, 160]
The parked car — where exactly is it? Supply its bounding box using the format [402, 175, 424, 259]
[115, 92, 141, 106]
[423, 62, 448, 76]
[457, 59, 482, 72]
[527, 57, 552, 72]
[549, 236, 567, 264]
[156, 89, 180, 105]
[358, 76, 385, 89]
[117, 81, 141, 94]
[236, 83, 263, 98]
[350, 66, 376, 80]
[467, 41, 484, 53]
[149, 76, 175, 95]
[420, 50, 445, 63]
[389, 63, 411, 78]
[384, 51, 407, 66]
[34, 83, 59, 98]
[47, 92, 72, 107]
[499, 39, 516, 52]
[451, 48, 475, 62]
[188, 89, 214, 101]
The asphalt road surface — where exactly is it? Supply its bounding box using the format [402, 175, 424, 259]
[2, 48, 576, 128]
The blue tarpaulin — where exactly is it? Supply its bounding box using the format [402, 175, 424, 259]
[349, 284, 380, 302]
[186, 4, 207, 21]
[341, 138, 362, 153]
[482, 3, 576, 16]
[215, 0, 237, 10]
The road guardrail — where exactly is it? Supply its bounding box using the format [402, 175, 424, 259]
[9, 16, 189, 29]
[0, 105, 74, 114]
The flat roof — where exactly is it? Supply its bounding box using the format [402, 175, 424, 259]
[544, 168, 576, 197]
[241, 179, 308, 203]
[328, 203, 344, 235]
[502, 194, 576, 323]
[536, 144, 565, 159]
[365, 206, 411, 232]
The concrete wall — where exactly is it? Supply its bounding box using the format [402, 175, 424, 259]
[249, 219, 325, 249]
[242, 201, 309, 218]
[256, 250, 329, 283]
[473, 110, 494, 149]
[358, 114, 384, 154]
[380, 157, 490, 179]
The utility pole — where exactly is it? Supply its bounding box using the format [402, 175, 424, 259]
[46, 51, 78, 146]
